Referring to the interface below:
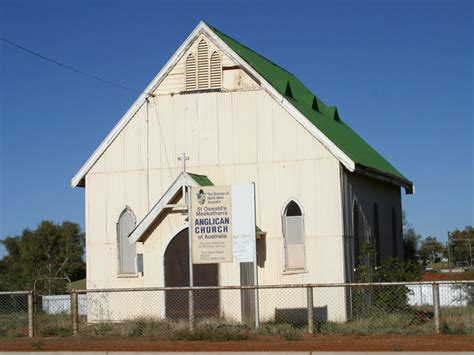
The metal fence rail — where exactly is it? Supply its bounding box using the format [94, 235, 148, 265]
[1, 281, 472, 338]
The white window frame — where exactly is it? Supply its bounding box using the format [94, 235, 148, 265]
[117, 206, 138, 275]
[281, 198, 306, 272]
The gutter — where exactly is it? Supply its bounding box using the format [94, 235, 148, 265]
[354, 164, 415, 194]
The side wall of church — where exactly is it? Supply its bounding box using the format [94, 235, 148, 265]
[341, 170, 403, 283]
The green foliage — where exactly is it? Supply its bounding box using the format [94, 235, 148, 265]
[402, 211, 421, 262]
[318, 313, 434, 335]
[404, 228, 421, 262]
[448, 227, 473, 266]
[259, 323, 302, 340]
[419, 236, 445, 262]
[172, 322, 252, 341]
[0, 221, 85, 293]
[37, 314, 72, 336]
[0, 313, 28, 337]
[356, 242, 422, 283]
[353, 242, 422, 318]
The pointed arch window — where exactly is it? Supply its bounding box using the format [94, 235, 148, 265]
[282, 200, 305, 270]
[210, 51, 222, 89]
[373, 203, 380, 266]
[185, 53, 197, 91]
[117, 207, 137, 274]
[197, 39, 209, 89]
[353, 201, 360, 267]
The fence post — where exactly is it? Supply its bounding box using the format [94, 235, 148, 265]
[33, 292, 39, 336]
[71, 291, 79, 336]
[28, 292, 34, 337]
[432, 283, 440, 333]
[306, 286, 314, 334]
[188, 289, 194, 332]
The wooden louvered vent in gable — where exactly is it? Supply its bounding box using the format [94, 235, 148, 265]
[197, 39, 209, 89]
[210, 51, 221, 89]
[185, 54, 197, 90]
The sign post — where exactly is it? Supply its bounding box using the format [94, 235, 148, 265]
[189, 183, 259, 327]
[230, 183, 259, 328]
[187, 185, 194, 331]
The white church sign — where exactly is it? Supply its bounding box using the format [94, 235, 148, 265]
[231, 183, 256, 263]
[190, 183, 256, 264]
[191, 186, 233, 263]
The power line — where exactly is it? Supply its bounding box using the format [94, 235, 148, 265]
[0, 36, 153, 96]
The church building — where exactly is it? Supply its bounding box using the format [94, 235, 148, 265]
[72, 22, 414, 323]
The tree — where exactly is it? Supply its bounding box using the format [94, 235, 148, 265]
[419, 236, 445, 263]
[402, 211, 421, 262]
[0, 221, 85, 293]
[449, 226, 473, 267]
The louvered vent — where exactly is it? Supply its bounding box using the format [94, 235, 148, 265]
[197, 40, 209, 89]
[185, 54, 197, 90]
[210, 51, 221, 89]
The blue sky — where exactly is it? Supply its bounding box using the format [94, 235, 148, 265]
[0, 0, 472, 257]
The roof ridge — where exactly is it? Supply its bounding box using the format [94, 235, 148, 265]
[208, 24, 293, 75]
[208, 24, 333, 114]
[209, 24, 411, 187]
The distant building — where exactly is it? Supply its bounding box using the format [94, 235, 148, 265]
[72, 22, 414, 323]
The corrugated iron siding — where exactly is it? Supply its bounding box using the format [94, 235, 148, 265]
[87, 89, 344, 295]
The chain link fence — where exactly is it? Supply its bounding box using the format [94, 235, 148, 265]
[1, 281, 472, 338]
[0, 291, 31, 337]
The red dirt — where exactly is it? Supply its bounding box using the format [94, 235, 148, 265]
[1, 334, 473, 352]
[422, 271, 472, 281]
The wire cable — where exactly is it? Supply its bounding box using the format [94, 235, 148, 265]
[0, 36, 154, 96]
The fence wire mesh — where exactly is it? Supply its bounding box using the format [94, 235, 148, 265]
[0, 292, 29, 337]
[0, 281, 472, 338]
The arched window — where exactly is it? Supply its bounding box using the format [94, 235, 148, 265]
[197, 39, 209, 89]
[185, 53, 197, 91]
[117, 207, 137, 273]
[392, 208, 398, 258]
[353, 201, 360, 267]
[210, 51, 222, 89]
[282, 200, 305, 270]
[373, 203, 380, 266]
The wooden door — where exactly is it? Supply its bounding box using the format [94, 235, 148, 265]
[164, 228, 219, 319]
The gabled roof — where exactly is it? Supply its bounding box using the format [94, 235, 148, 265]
[128, 172, 212, 243]
[71, 22, 413, 193]
[209, 26, 413, 193]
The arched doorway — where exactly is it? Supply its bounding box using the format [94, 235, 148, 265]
[164, 228, 219, 319]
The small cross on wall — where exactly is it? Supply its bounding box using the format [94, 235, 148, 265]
[178, 153, 189, 173]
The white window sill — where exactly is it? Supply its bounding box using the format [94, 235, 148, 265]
[282, 269, 308, 276]
[117, 273, 141, 278]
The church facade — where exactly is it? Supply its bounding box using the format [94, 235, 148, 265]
[72, 22, 413, 323]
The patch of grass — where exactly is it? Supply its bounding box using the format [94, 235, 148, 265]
[37, 313, 72, 336]
[318, 312, 435, 335]
[172, 320, 252, 341]
[0, 312, 28, 337]
[259, 322, 302, 340]
[440, 306, 474, 334]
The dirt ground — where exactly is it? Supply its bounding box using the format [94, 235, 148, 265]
[0, 334, 473, 352]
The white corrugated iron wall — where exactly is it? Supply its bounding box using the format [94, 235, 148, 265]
[85, 35, 347, 321]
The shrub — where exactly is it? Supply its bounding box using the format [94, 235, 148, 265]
[172, 321, 252, 341]
[259, 323, 302, 340]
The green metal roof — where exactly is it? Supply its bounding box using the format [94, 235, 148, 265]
[188, 173, 214, 186]
[209, 25, 411, 186]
